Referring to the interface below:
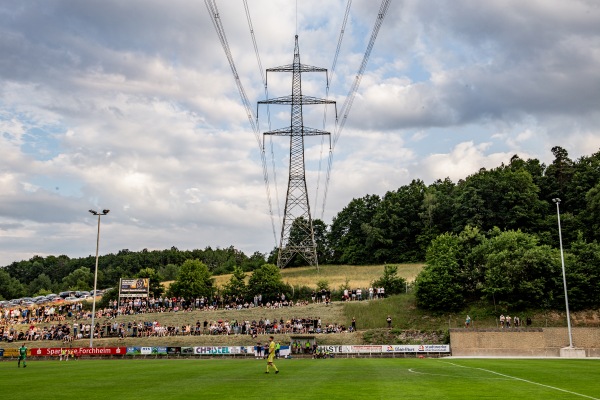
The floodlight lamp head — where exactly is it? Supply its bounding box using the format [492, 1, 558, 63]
[552, 198, 561, 204]
[89, 210, 98, 215]
[102, 209, 110, 215]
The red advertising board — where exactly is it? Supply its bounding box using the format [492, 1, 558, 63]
[31, 347, 127, 356]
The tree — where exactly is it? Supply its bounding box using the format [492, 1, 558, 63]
[414, 233, 467, 312]
[452, 165, 546, 234]
[372, 265, 406, 295]
[565, 235, 600, 310]
[417, 178, 456, 252]
[28, 273, 54, 296]
[247, 264, 285, 301]
[328, 194, 381, 264]
[368, 180, 427, 262]
[222, 266, 248, 300]
[61, 267, 94, 291]
[312, 219, 331, 264]
[475, 230, 561, 309]
[583, 182, 600, 242]
[168, 260, 214, 299]
[158, 263, 180, 281]
[135, 268, 164, 298]
[0, 269, 25, 300]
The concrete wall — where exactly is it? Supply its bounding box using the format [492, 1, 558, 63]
[449, 327, 600, 357]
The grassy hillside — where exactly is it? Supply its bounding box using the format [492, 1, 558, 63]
[213, 263, 424, 289]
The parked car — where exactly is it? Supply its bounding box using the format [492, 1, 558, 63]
[64, 296, 80, 302]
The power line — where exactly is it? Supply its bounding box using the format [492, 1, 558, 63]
[320, 0, 392, 219]
[314, 0, 352, 220]
[205, 0, 278, 247]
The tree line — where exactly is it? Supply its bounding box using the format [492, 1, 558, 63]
[0, 246, 265, 300]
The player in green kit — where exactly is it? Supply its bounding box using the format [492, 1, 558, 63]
[265, 336, 279, 374]
[18, 343, 27, 368]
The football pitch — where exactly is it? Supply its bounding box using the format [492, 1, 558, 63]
[2, 357, 599, 399]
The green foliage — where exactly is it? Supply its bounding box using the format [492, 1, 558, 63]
[0, 269, 26, 300]
[247, 263, 285, 301]
[135, 268, 164, 297]
[316, 279, 330, 291]
[158, 263, 180, 281]
[290, 284, 314, 300]
[168, 259, 214, 299]
[97, 288, 118, 308]
[329, 194, 381, 264]
[476, 230, 561, 309]
[565, 235, 600, 310]
[372, 265, 407, 295]
[28, 273, 53, 295]
[222, 266, 248, 299]
[415, 233, 469, 311]
[338, 276, 351, 293]
[62, 267, 94, 291]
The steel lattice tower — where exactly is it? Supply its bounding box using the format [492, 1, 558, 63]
[258, 35, 335, 269]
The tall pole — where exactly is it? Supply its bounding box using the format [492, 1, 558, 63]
[257, 35, 335, 269]
[89, 209, 109, 348]
[553, 198, 573, 348]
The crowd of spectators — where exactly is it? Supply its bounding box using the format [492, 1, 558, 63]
[0, 292, 369, 343]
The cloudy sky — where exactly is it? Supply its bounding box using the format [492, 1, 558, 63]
[1, 0, 599, 266]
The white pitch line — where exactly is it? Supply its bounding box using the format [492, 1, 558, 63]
[407, 368, 509, 380]
[442, 361, 599, 400]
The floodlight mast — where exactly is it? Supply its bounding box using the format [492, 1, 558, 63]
[88, 209, 109, 347]
[552, 198, 574, 348]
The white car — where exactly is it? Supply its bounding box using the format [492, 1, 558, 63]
[64, 296, 80, 302]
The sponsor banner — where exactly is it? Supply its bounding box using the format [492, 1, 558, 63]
[2, 348, 20, 357]
[181, 347, 195, 355]
[319, 344, 450, 354]
[352, 345, 385, 353]
[418, 344, 450, 353]
[127, 347, 141, 355]
[119, 278, 149, 298]
[316, 345, 351, 354]
[32, 347, 126, 356]
[167, 347, 181, 355]
[194, 346, 232, 355]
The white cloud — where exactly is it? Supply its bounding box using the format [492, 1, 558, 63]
[0, 0, 599, 266]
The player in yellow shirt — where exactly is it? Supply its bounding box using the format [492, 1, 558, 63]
[265, 336, 279, 374]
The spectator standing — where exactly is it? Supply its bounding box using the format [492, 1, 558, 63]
[465, 315, 471, 328]
[351, 317, 356, 331]
[499, 314, 505, 328]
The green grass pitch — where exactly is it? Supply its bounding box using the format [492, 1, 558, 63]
[2, 358, 599, 399]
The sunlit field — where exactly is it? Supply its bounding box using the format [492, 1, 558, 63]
[2, 358, 599, 400]
[213, 263, 424, 290]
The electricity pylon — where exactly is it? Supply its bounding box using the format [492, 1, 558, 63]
[258, 35, 336, 269]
